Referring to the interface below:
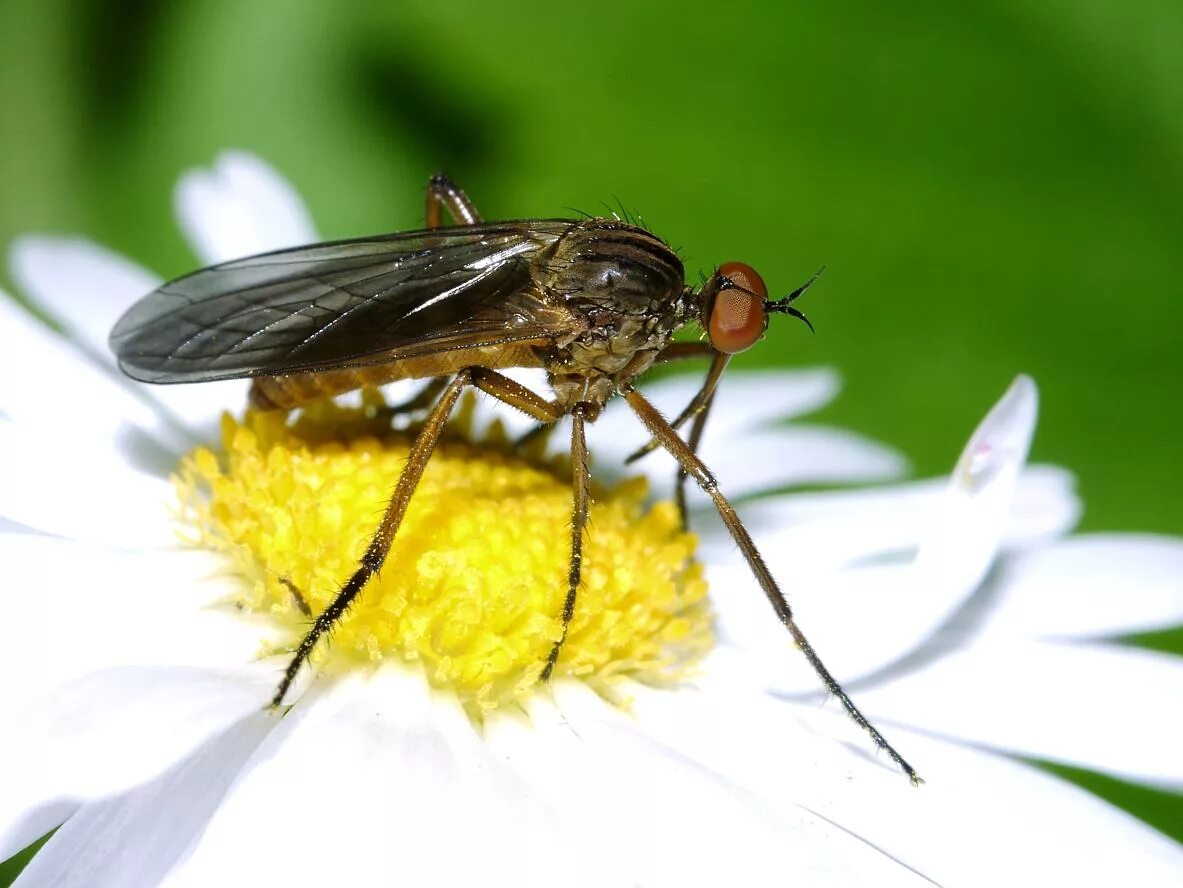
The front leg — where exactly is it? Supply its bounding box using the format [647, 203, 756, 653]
[625, 347, 729, 466]
[624, 387, 921, 784]
[627, 347, 732, 529]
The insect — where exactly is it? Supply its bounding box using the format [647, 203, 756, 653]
[110, 173, 920, 784]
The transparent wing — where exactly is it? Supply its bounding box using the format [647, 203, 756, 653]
[110, 221, 577, 382]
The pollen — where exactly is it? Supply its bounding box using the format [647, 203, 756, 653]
[174, 391, 712, 714]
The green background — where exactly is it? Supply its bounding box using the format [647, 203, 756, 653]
[1, 0, 1180, 878]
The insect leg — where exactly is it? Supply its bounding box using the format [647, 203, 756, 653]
[674, 379, 719, 530]
[469, 368, 565, 423]
[470, 369, 562, 453]
[542, 402, 591, 681]
[271, 370, 473, 707]
[629, 342, 721, 517]
[639, 350, 731, 528]
[426, 173, 483, 228]
[371, 376, 450, 422]
[463, 368, 589, 678]
[625, 349, 730, 466]
[624, 388, 922, 784]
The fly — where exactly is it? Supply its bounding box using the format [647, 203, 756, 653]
[110, 173, 921, 784]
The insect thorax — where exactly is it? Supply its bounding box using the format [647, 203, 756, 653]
[538, 220, 691, 412]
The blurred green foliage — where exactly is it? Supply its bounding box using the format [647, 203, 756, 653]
[3, 0, 1180, 536]
[1, 0, 1180, 875]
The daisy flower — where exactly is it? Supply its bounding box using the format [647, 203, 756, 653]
[2, 153, 1181, 887]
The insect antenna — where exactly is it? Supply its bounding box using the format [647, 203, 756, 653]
[765, 266, 825, 333]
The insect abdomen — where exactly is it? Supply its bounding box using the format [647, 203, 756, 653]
[250, 368, 381, 410]
[248, 342, 549, 411]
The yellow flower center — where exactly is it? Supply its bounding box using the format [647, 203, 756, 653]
[175, 392, 712, 715]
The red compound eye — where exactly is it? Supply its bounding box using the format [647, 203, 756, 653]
[717, 261, 767, 300]
[709, 262, 768, 354]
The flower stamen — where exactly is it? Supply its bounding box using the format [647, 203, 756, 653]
[175, 391, 713, 715]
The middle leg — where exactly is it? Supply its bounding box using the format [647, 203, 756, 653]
[462, 369, 590, 680]
[542, 402, 591, 681]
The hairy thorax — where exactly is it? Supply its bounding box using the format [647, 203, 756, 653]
[538, 220, 691, 413]
[546, 306, 685, 413]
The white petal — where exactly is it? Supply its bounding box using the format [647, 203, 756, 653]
[12, 711, 274, 888]
[705, 559, 925, 692]
[172, 670, 927, 887]
[692, 424, 907, 500]
[712, 375, 1041, 684]
[605, 366, 840, 436]
[905, 375, 1037, 639]
[4, 256, 247, 438]
[874, 732, 1183, 887]
[633, 678, 1183, 887]
[1001, 463, 1081, 546]
[0, 421, 177, 548]
[686, 366, 842, 426]
[0, 296, 192, 459]
[853, 639, 1183, 789]
[700, 383, 1045, 695]
[0, 516, 38, 535]
[0, 665, 275, 861]
[165, 670, 580, 887]
[701, 467, 1079, 689]
[705, 476, 950, 556]
[0, 536, 278, 709]
[702, 463, 1075, 575]
[8, 237, 160, 364]
[987, 534, 1183, 639]
[593, 368, 842, 469]
[174, 151, 318, 265]
[497, 682, 932, 886]
[134, 380, 250, 446]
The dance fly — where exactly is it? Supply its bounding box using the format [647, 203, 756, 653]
[110, 173, 921, 784]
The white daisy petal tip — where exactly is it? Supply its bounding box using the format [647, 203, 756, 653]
[954, 373, 1038, 497]
[174, 151, 319, 266]
[877, 375, 1041, 652]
